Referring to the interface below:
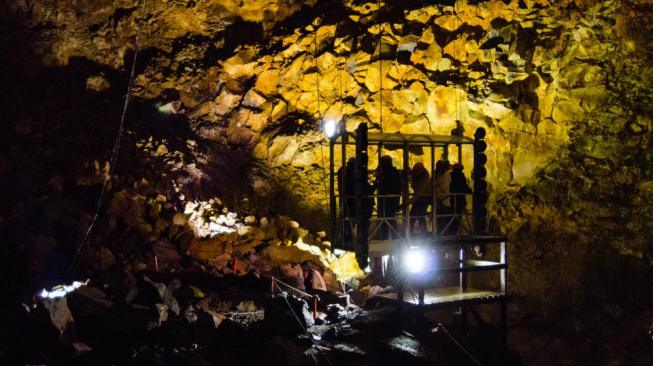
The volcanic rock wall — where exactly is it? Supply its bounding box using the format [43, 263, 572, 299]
[2, 0, 652, 343]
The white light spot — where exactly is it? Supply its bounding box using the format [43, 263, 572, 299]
[324, 119, 337, 138]
[403, 247, 427, 274]
[39, 280, 88, 299]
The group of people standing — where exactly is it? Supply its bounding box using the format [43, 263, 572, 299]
[338, 155, 472, 241]
[410, 159, 472, 235]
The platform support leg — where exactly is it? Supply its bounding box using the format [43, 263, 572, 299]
[458, 305, 467, 327]
[500, 298, 508, 350]
[418, 286, 425, 306]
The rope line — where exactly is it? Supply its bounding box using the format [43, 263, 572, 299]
[72, 0, 147, 268]
[272, 281, 313, 334]
[339, 52, 343, 116]
[437, 323, 484, 366]
[271, 276, 314, 298]
[271, 280, 333, 366]
[313, 19, 330, 210]
[314, 20, 321, 120]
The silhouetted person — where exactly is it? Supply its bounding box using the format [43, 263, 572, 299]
[375, 156, 402, 239]
[448, 164, 472, 235]
[451, 120, 465, 137]
[433, 160, 452, 234]
[337, 158, 356, 246]
[409, 162, 432, 234]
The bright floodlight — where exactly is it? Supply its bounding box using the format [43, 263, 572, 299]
[323, 119, 337, 138]
[403, 247, 427, 274]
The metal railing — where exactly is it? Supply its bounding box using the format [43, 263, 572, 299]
[333, 192, 474, 242]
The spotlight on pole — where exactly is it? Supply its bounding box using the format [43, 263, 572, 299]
[402, 246, 433, 275]
[323, 119, 338, 138]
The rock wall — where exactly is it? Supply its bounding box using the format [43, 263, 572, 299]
[2, 0, 653, 342]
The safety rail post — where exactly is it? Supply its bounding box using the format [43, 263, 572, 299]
[402, 143, 410, 241]
[329, 133, 336, 248]
[472, 128, 488, 235]
[459, 242, 467, 326]
[354, 123, 369, 268]
[500, 240, 507, 293]
[340, 126, 348, 250]
[430, 142, 437, 240]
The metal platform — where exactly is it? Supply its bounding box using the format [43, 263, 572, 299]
[367, 235, 509, 348]
[374, 287, 506, 309]
[369, 235, 509, 256]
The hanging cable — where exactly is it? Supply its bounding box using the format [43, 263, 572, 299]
[377, 0, 384, 132]
[271, 280, 333, 366]
[339, 51, 344, 116]
[454, 2, 461, 124]
[314, 19, 331, 211]
[436, 323, 484, 366]
[314, 21, 322, 120]
[72, 0, 147, 269]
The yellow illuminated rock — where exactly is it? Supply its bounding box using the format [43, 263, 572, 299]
[213, 90, 242, 116]
[426, 86, 466, 127]
[254, 69, 280, 96]
[552, 100, 585, 124]
[444, 36, 468, 62]
[364, 61, 396, 93]
[435, 15, 462, 32]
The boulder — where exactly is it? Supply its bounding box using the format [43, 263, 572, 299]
[380, 334, 438, 364]
[264, 293, 315, 336]
[153, 239, 182, 270]
[41, 297, 77, 344]
[67, 286, 114, 318]
[131, 278, 163, 307]
[260, 335, 321, 366]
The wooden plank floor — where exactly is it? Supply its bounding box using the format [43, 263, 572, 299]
[375, 286, 505, 307]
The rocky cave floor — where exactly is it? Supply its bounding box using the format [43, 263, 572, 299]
[3, 263, 651, 366]
[3, 268, 517, 366]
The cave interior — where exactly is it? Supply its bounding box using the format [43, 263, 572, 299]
[1, 0, 652, 365]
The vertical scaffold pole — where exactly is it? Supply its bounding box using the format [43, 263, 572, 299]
[341, 123, 349, 250]
[354, 123, 369, 269]
[402, 143, 410, 241]
[329, 136, 336, 248]
[430, 142, 436, 240]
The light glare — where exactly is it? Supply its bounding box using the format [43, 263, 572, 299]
[324, 120, 337, 138]
[39, 280, 88, 299]
[403, 247, 427, 274]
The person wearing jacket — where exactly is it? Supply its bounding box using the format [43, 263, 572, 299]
[375, 155, 402, 239]
[448, 163, 472, 235]
[409, 162, 432, 234]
